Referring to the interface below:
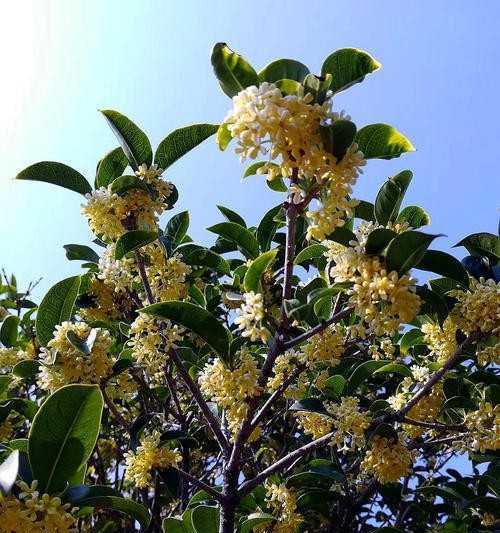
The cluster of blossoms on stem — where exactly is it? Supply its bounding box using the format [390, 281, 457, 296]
[403, 384, 444, 438]
[388, 364, 433, 411]
[82, 164, 173, 241]
[295, 396, 371, 450]
[0, 413, 17, 441]
[463, 401, 500, 453]
[128, 313, 184, 383]
[259, 482, 303, 533]
[38, 322, 113, 391]
[0, 344, 35, 373]
[421, 317, 458, 363]
[326, 224, 421, 336]
[225, 82, 365, 241]
[360, 434, 415, 484]
[198, 349, 261, 439]
[0, 480, 78, 533]
[124, 431, 181, 489]
[234, 291, 271, 342]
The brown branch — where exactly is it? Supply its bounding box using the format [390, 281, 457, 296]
[173, 466, 225, 503]
[100, 384, 129, 430]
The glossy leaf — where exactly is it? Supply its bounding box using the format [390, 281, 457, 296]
[141, 301, 230, 356]
[320, 120, 356, 162]
[191, 505, 219, 533]
[155, 124, 218, 169]
[29, 384, 103, 492]
[16, 161, 92, 195]
[400, 328, 425, 354]
[295, 244, 327, 265]
[385, 231, 441, 274]
[165, 211, 190, 245]
[356, 124, 415, 160]
[244, 249, 278, 292]
[416, 250, 469, 287]
[374, 362, 412, 377]
[36, 276, 81, 346]
[217, 205, 246, 227]
[396, 205, 431, 229]
[0, 315, 19, 347]
[207, 222, 259, 259]
[321, 48, 381, 94]
[101, 109, 152, 170]
[455, 232, 500, 262]
[347, 360, 390, 393]
[211, 43, 258, 97]
[95, 147, 128, 188]
[257, 205, 284, 252]
[63, 244, 100, 263]
[240, 513, 275, 533]
[114, 230, 158, 259]
[364, 228, 396, 255]
[259, 59, 309, 82]
[176, 244, 230, 274]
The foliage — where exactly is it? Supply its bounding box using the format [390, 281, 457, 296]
[2, 43, 499, 533]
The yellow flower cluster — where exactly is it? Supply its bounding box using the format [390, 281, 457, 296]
[261, 482, 303, 533]
[295, 411, 333, 440]
[464, 401, 500, 453]
[38, 322, 113, 391]
[266, 351, 308, 399]
[0, 480, 77, 533]
[0, 413, 16, 441]
[234, 291, 271, 343]
[125, 432, 181, 488]
[129, 313, 184, 382]
[82, 165, 173, 241]
[79, 277, 135, 323]
[450, 278, 500, 335]
[142, 243, 191, 302]
[388, 364, 432, 411]
[199, 350, 261, 438]
[329, 396, 371, 450]
[0, 345, 33, 372]
[329, 245, 420, 335]
[477, 342, 500, 366]
[97, 244, 136, 293]
[403, 384, 444, 438]
[421, 317, 457, 363]
[225, 83, 365, 242]
[361, 434, 413, 484]
[368, 337, 396, 360]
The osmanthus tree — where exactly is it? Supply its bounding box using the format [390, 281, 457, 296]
[0, 43, 499, 533]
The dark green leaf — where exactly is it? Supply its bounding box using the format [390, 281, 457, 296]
[400, 328, 425, 354]
[240, 513, 275, 533]
[320, 120, 356, 162]
[326, 226, 356, 246]
[191, 505, 219, 533]
[295, 244, 327, 265]
[455, 232, 500, 262]
[375, 181, 403, 226]
[115, 230, 158, 259]
[0, 315, 19, 347]
[257, 205, 284, 252]
[63, 244, 100, 263]
[29, 384, 103, 492]
[321, 48, 381, 94]
[36, 276, 81, 346]
[16, 162, 91, 196]
[176, 244, 230, 275]
[356, 124, 415, 160]
[324, 375, 346, 397]
[163, 517, 190, 533]
[385, 231, 441, 274]
[290, 398, 327, 414]
[95, 147, 128, 188]
[207, 222, 259, 259]
[155, 124, 218, 169]
[416, 250, 469, 288]
[211, 43, 258, 98]
[364, 228, 396, 255]
[259, 59, 309, 83]
[141, 301, 230, 357]
[354, 200, 375, 222]
[396, 205, 431, 229]
[217, 205, 246, 227]
[12, 360, 40, 379]
[347, 360, 390, 393]
[101, 109, 152, 170]
[374, 362, 412, 377]
[109, 174, 149, 196]
[165, 211, 190, 245]
[244, 250, 278, 293]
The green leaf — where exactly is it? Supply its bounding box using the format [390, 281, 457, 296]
[101, 109, 152, 170]
[259, 59, 309, 83]
[314, 296, 332, 319]
[257, 205, 285, 252]
[191, 505, 219, 533]
[356, 124, 415, 160]
[36, 276, 81, 346]
[0, 376, 12, 397]
[12, 360, 40, 379]
[95, 147, 128, 188]
[240, 513, 275, 533]
[324, 375, 346, 397]
[155, 124, 218, 169]
[0, 450, 19, 496]
[165, 211, 190, 245]
[320, 120, 356, 162]
[109, 174, 149, 196]
[321, 48, 381, 94]
[114, 230, 158, 260]
[326, 226, 356, 246]
[455, 232, 500, 262]
[163, 517, 190, 533]
[354, 200, 375, 222]
[287, 466, 343, 489]
[216, 123, 232, 151]
[385, 231, 441, 274]
[141, 301, 230, 357]
[416, 250, 469, 288]
[0, 315, 19, 347]
[374, 362, 412, 377]
[266, 176, 288, 192]
[207, 222, 259, 259]
[295, 244, 327, 265]
[16, 161, 92, 196]
[244, 250, 278, 293]
[176, 244, 230, 275]
[347, 360, 391, 393]
[303, 73, 332, 104]
[396, 205, 431, 229]
[364, 228, 396, 255]
[400, 328, 425, 354]
[275, 79, 303, 96]
[65, 485, 150, 529]
[217, 205, 246, 227]
[63, 244, 100, 263]
[211, 43, 258, 98]
[375, 181, 402, 226]
[29, 384, 103, 493]
[290, 398, 327, 414]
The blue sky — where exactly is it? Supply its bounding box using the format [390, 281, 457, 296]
[2, 0, 499, 296]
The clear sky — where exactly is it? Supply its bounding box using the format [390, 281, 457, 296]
[2, 0, 499, 297]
